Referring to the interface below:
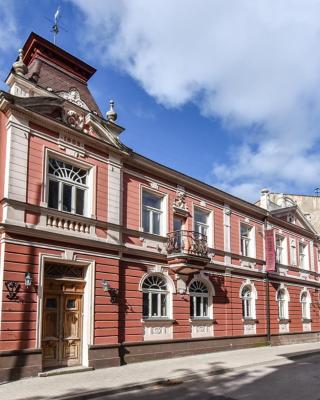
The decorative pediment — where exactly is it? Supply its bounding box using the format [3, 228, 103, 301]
[84, 113, 128, 151]
[56, 88, 90, 111]
[271, 205, 317, 234]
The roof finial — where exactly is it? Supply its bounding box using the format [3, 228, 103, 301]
[106, 99, 117, 122]
[12, 48, 28, 76]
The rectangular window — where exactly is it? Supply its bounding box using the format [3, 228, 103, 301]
[62, 184, 72, 212]
[290, 239, 297, 266]
[142, 191, 163, 235]
[190, 295, 209, 318]
[194, 208, 209, 237]
[276, 235, 285, 264]
[299, 243, 308, 269]
[48, 180, 59, 209]
[47, 158, 88, 216]
[241, 224, 253, 257]
[173, 217, 184, 250]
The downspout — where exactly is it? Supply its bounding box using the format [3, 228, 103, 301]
[264, 217, 271, 345]
[266, 271, 271, 345]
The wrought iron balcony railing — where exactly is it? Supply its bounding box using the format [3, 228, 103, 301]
[167, 230, 208, 257]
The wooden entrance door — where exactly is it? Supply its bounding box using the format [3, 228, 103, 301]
[42, 281, 84, 368]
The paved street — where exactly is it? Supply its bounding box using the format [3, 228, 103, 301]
[97, 352, 320, 400]
[1, 342, 320, 400]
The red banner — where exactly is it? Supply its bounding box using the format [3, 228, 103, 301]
[265, 229, 276, 271]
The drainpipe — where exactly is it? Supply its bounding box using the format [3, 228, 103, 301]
[266, 271, 271, 345]
[264, 216, 271, 345]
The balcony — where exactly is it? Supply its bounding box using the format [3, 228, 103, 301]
[166, 230, 209, 272]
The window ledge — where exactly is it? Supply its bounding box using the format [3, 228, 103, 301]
[302, 318, 312, 323]
[242, 318, 257, 324]
[190, 318, 215, 323]
[142, 318, 175, 324]
[278, 318, 290, 324]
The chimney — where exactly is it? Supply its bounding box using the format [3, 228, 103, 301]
[260, 188, 270, 210]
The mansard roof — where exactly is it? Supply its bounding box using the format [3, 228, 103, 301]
[12, 32, 102, 116]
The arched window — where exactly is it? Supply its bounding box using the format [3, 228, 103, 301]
[301, 291, 311, 320]
[189, 280, 209, 318]
[142, 275, 168, 318]
[48, 158, 89, 215]
[277, 289, 288, 320]
[241, 286, 254, 319]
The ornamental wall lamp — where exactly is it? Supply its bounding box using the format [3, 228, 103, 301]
[25, 272, 32, 288]
[101, 280, 119, 304]
[5, 281, 21, 301]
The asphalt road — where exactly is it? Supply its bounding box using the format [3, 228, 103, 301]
[94, 353, 320, 400]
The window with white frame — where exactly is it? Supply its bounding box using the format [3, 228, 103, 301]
[241, 286, 254, 319]
[47, 158, 89, 216]
[290, 239, 297, 266]
[142, 275, 168, 318]
[240, 224, 254, 257]
[189, 280, 209, 319]
[276, 235, 285, 264]
[277, 289, 288, 320]
[301, 291, 311, 320]
[299, 242, 308, 269]
[142, 191, 163, 235]
[194, 208, 210, 237]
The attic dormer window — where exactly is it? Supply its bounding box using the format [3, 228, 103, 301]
[287, 214, 295, 224]
[47, 158, 89, 216]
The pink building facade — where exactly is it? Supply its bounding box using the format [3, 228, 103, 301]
[1, 33, 320, 382]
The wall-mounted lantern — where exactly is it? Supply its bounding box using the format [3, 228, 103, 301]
[102, 279, 109, 292]
[25, 272, 32, 288]
[101, 279, 119, 303]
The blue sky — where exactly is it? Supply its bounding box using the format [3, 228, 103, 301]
[2, 0, 320, 202]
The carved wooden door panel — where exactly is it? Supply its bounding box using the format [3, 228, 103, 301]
[42, 295, 60, 367]
[61, 295, 82, 366]
[42, 291, 83, 368]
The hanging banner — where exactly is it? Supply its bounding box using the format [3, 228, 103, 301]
[265, 229, 276, 271]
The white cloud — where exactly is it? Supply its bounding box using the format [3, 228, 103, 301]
[0, 1, 19, 52]
[71, 0, 320, 201]
[0, 1, 19, 89]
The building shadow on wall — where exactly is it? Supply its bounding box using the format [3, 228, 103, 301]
[6, 243, 38, 382]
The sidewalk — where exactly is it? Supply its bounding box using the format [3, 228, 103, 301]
[1, 342, 320, 400]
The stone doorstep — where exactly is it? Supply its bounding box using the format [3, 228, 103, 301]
[38, 365, 94, 377]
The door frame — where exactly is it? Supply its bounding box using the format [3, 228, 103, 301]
[37, 254, 95, 368]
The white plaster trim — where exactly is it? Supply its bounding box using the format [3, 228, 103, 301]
[140, 184, 168, 237]
[30, 127, 109, 164]
[192, 203, 214, 248]
[139, 272, 176, 294]
[36, 253, 95, 368]
[44, 148, 95, 219]
[1, 237, 120, 260]
[187, 274, 215, 320]
[3, 121, 11, 199]
[0, 239, 5, 332]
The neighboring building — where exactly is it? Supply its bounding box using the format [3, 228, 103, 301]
[1, 33, 320, 382]
[257, 191, 320, 233]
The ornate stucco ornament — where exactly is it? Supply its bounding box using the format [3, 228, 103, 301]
[173, 185, 189, 216]
[66, 110, 85, 131]
[57, 88, 90, 111]
[13, 49, 28, 76]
